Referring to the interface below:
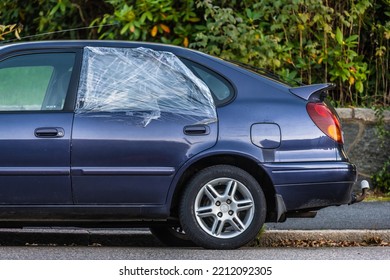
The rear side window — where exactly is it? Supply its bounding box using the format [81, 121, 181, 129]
[76, 47, 217, 126]
[0, 53, 75, 111]
[181, 59, 234, 106]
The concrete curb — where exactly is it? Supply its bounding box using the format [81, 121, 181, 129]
[1, 228, 390, 247]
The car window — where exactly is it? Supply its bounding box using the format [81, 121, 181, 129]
[76, 47, 217, 126]
[0, 53, 75, 111]
[181, 58, 234, 106]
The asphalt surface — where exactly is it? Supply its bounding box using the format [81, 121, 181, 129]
[0, 201, 389, 247]
[266, 201, 390, 230]
[1, 246, 389, 260]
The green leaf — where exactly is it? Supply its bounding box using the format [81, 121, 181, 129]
[145, 11, 153, 21]
[120, 23, 130, 35]
[49, 4, 60, 16]
[345, 35, 359, 43]
[355, 80, 364, 93]
[60, 2, 66, 13]
[140, 13, 147, 23]
[245, 8, 252, 19]
[336, 27, 343, 45]
[133, 28, 140, 39]
[188, 17, 200, 22]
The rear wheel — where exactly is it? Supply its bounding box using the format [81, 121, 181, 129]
[179, 165, 266, 249]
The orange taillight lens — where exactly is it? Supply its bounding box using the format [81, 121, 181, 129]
[306, 102, 343, 144]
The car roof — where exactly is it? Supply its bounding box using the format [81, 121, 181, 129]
[0, 40, 235, 73]
[0, 40, 291, 91]
[0, 40, 210, 60]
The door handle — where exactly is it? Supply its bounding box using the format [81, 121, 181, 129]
[34, 127, 65, 138]
[184, 125, 210, 135]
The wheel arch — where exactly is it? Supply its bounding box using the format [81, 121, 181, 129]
[168, 153, 277, 222]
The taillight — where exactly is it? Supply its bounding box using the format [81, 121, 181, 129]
[306, 102, 343, 144]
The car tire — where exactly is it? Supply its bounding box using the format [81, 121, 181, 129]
[179, 165, 266, 249]
[149, 226, 196, 247]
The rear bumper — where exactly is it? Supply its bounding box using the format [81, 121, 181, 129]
[263, 162, 357, 211]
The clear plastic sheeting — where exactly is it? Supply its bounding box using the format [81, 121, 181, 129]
[76, 46, 217, 126]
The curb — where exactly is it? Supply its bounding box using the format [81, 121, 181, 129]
[1, 228, 390, 247]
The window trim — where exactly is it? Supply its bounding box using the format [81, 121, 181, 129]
[180, 58, 236, 107]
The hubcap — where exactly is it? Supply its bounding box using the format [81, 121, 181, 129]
[194, 177, 255, 239]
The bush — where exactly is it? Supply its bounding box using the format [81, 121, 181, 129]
[192, 0, 388, 107]
[1, 0, 389, 108]
[372, 159, 390, 195]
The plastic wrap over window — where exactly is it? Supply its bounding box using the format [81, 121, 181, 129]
[76, 46, 217, 126]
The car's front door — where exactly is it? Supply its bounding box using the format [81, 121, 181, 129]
[71, 46, 218, 205]
[0, 52, 77, 204]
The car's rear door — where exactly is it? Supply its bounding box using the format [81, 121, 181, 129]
[0, 51, 79, 204]
[71, 46, 218, 205]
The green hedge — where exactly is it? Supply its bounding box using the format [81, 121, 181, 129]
[1, 0, 389, 107]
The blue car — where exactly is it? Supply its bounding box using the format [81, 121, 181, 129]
[0, 41, 366, 249]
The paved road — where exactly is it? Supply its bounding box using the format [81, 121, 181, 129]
[266, 201, 390, 230]
[0, 245, 389, 260]
[0, 202, 389, 261]
[0, 201, 388, 248]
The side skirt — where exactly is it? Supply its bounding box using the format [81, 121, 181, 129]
[0, 205, 172, 228]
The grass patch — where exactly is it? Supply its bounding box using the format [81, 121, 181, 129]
[364, 195, 390, 202]
[364, 190, 390, 202]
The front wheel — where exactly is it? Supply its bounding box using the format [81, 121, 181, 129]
[179, 165, 266, 249]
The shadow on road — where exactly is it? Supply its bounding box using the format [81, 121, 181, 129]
[0, 229, 163, 247]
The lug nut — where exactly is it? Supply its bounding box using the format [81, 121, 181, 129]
[217, 212, 223, 217]
[226, 199, 231, 204]
[216, 201, 221, 206]
[228, 210, 234, 216]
